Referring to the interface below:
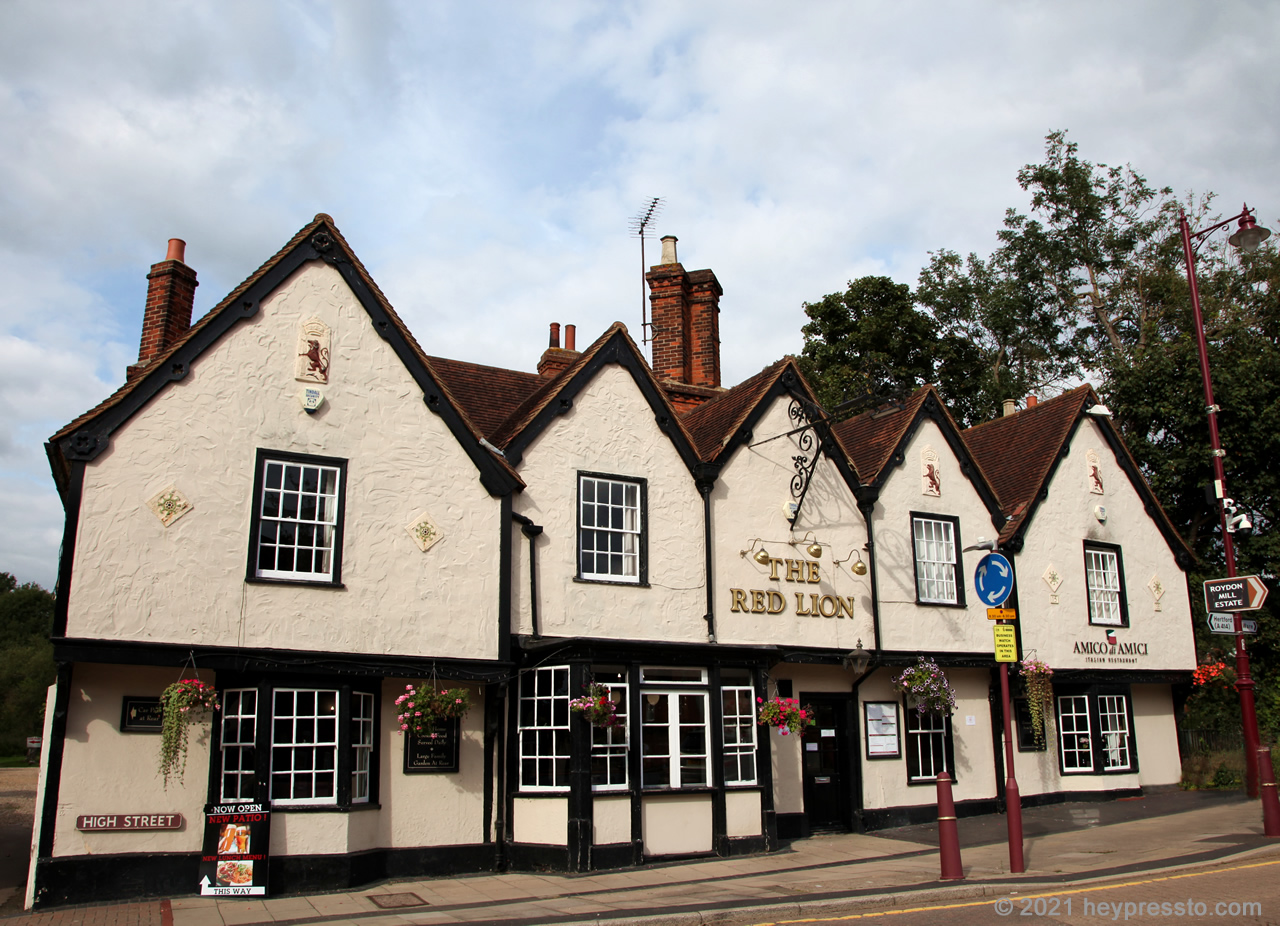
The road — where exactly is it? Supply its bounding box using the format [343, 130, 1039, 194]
[724, 850, 1280, 926]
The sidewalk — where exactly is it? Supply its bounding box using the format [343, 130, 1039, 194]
[5, 791, 1274, 926]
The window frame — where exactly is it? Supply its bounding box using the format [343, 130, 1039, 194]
[1054, 685, 1138, 776]
[576, 472, 648, 586]
[1083, 541, 1128, 627]
[720, 684, 758, 787]
[589, 669, 630, 792]
[909, 512, 965, 607]
[640, 688, 711, 791]
[212, 678, 379, 810]
[518, 666, 571, 793]
[246, 449, 348, 587]
[903, 704, 956, 784]
[1013, 698, 1048, 753]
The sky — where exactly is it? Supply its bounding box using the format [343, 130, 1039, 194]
[2, 1, 1278, 589]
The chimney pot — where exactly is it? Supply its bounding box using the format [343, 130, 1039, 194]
[165, 238, 186, 263]
[548, 322, 561, 349]
[1002, 399, 1018, 417]
[1026, 395, 1038, 408]
[660, 236, 678, 264]
[564, 324, 576, 351]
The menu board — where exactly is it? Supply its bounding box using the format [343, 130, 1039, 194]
[120, 697, 163, 732]
[199, 803, 270, 896]
[403, 719, 460, 774]
[864, 702, 900, 758]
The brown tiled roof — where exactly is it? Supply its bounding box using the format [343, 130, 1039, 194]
[425, 355, 543, 439]
[830, 389, 931, 484]
[962, 386, 1093, 540]
[680, 359, 791, 462]
[49, 214, 522, 488]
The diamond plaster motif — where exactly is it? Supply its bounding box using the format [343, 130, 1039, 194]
[406, 512, 443, 553]
[147, 485, 192, 527]
[1043, 564, 1063, 604]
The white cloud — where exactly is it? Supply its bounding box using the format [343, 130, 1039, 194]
[1, 0, 1279, 585]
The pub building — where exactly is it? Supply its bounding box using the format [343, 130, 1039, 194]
[28, 217, 1196, 908]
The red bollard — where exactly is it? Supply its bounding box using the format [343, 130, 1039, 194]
[936, 771, 964, 880]
[1258, 747, 1280, 838]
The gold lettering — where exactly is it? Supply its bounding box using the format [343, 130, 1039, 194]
[837, 596, 856, 619]
[808, 593, 822, 617]
[768, 557, 782, 581]
[785, 559, 804, 582]
[818, 595, 839, 618]
[807, 561, 821, 583]
[751, 590, 767, 613]
[766, 590, 786, 614]
[730, 589, 748, 612]
[795, 592, 814, 616]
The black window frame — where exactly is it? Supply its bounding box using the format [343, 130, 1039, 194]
[246, 449, 349, 587]
[575, 471, 648, 586]
[902, 702, 956, 785]
[1052, 683, 1138, 776]
[208, 675, 381, 811]
[909, 511, 966, 607]
[1083, 541, 1128, 627]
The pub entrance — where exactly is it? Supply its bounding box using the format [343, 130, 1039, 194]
[799, 693, 856, 832]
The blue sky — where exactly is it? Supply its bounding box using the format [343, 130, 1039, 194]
[2, 1, 1278, 588]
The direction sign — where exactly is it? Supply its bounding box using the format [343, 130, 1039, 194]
[1204, 575, 1268, 613]
[974, 553, 1015, 607]
[993, 625, 1018, 662]
[1207, 614, 1259, 635]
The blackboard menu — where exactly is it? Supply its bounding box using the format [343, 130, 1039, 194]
[120, 697, 163, 732]
[403, 719, 460, 773]
[199, 803, 270, 897]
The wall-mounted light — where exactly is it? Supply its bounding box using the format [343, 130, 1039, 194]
[739, 539, 773, 565]
[1086, 404, 1113, 418]
[791, 531, 823, 558]
[834, 544, 869, 576]
[843, 638, 872, 676]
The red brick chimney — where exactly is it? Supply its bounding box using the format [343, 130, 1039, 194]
[538, 322, 581, 378]
[127, 238, 198, 381]
[645, 236, 723, 412]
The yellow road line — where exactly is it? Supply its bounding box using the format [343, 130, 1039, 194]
[744, 856, 1280, 925]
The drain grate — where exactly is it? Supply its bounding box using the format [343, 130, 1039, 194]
[368, 892, 428, 909]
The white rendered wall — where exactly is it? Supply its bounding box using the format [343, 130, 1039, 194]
[1133, 684, 1182, 788]
[641, 794, 712, 855]
[67, 261, 503, 661]
[713, 397, 874, 650]
[510, 363, 706, 642]
[1015, 418, 1195, 672]
[512, 798, 568, 845]
[869, 421, 1003, 653]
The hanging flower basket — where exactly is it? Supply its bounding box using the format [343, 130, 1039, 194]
[158, 678, 219, 789]
[756, 697, 814, 736]
[1018, 656, 1054, 748]
[893, 657, 956, 716]
[570, 683, 622, 729]
[396, 683, 471, 738]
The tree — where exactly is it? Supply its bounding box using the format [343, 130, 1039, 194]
[798, 276, 938, 413]
[0, 573, 55, 755]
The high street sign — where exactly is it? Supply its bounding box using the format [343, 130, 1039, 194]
[1208, 614, 1259, 635]
[1204, 576, 1268, 613]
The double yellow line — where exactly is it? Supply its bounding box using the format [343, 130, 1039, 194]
[745, 856, 1280, 924]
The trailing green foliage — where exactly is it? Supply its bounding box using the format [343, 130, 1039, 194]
[158, 678, 219, 789]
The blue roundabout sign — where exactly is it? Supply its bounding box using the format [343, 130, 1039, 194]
[974, 552, 1015, 607]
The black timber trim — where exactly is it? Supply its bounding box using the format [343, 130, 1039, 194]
[502, 328, 704, 473]
[1003, 398, 1196, 570]
[869, 391, 1006, 531]
[50, 459, 84, 638]
[52, 637, 512, 682]
[713, 365, 864, 499]
[48, 220, 520, 498]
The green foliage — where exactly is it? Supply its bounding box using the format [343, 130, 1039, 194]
[158, 678, 219, 789]
[0, 573, 55, 755]
[799, 276, 937, 412]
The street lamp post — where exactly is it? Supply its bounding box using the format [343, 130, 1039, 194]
[1178, 204, 1277, 821]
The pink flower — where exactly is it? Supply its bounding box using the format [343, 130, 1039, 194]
[400, 724, 408, 730]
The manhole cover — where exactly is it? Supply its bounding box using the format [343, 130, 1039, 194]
[368, 892, 427, 909]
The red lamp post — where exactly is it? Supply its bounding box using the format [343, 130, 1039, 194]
[1177, 205, 1279, 827]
